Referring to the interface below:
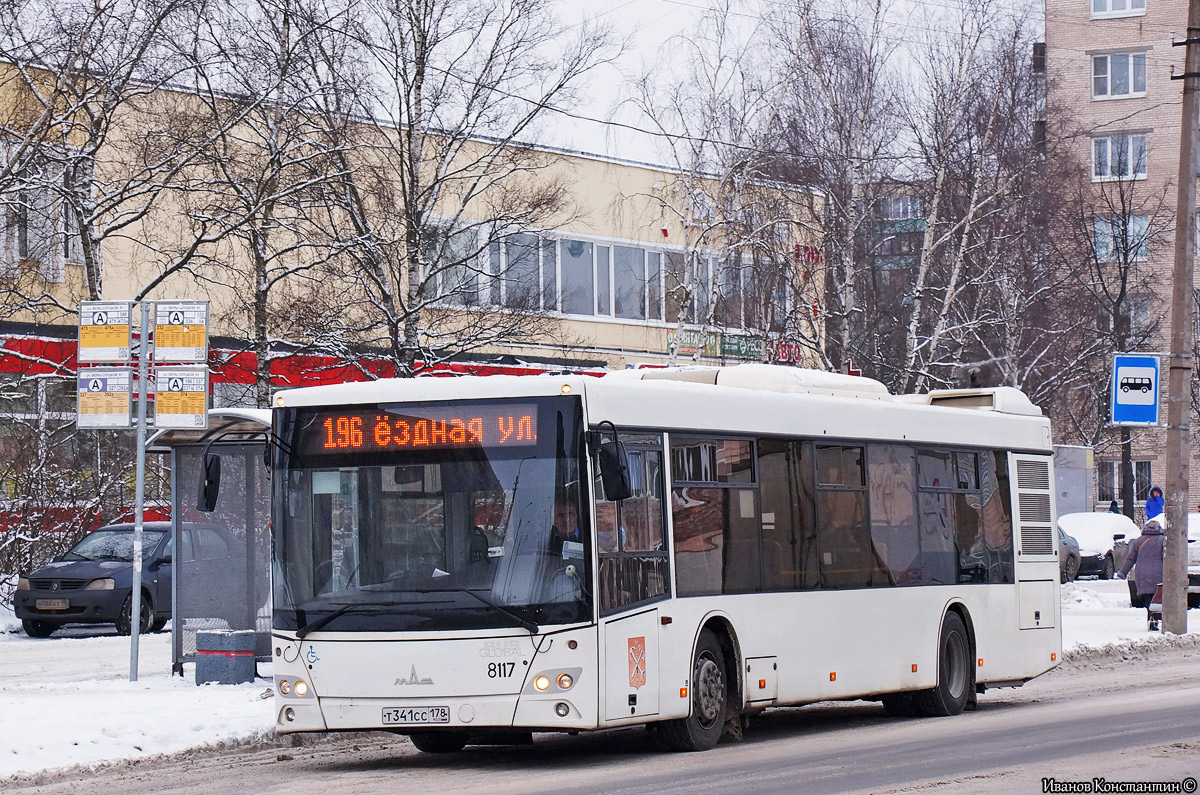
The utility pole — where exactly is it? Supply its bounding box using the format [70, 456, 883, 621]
[1164, 4, 1200, 635]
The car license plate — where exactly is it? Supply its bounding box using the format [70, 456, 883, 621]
[36, 599, 68, 610]
[381, 706, 450, 725]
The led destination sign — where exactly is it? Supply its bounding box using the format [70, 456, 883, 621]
[305, 404, 539, 454]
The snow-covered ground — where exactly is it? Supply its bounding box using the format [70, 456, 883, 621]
[0, 579, 1195, 782]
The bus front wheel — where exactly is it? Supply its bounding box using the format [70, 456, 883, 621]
[912, 612, 972, 718]
[408, 731, 469, 753]
[656, 629, 727, 752]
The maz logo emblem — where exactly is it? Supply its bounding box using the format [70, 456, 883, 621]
[395, 664, 434, 686]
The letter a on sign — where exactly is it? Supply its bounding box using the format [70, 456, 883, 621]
[628, 637, 646, 689]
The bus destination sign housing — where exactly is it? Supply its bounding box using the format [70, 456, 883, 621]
[304, 403, 540, 454]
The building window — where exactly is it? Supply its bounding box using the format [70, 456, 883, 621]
[1092, 53, 1148, 99]
[1093, 215, 1149, 261]
[1092, 134, 1147, 180]
[879, 231, 921, 256]
[1097, 460, 1152, 503]
[1092, 0, 1146, 17]
[502, 233, 541, 310]
[559, 239, 594, 316]
[471, 229, 790, 330]
[1097, 292, 1154, 336]
[879, 195, 923, 220]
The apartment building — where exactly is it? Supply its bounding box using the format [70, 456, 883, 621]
[1044, 0, 1200, 512]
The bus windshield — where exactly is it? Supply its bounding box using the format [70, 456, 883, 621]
[272, 395, 591, 633]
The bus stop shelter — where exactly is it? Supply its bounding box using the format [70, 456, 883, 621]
[149, 409, 272, 675]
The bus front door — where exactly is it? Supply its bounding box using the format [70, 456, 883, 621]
[602, 608, 661, 721]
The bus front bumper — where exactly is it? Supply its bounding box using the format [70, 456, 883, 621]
[276, 692, 597, 734]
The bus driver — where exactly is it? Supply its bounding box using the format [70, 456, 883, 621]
[549, 501, 582, 556]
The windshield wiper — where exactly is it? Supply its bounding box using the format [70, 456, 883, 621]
[296, 603, 384, 639]
[459, 589, 538, 634]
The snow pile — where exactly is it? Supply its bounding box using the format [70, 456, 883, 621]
[1062, 630, 1200, 664]
[0, 574, 18, 634]
[1060, 580, 1136, 609]
[0, 630, 276, 781]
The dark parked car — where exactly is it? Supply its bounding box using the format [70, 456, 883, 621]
[1058, 526, 1081, 583]
[1057, 512, 1138, 579]
[14, 521, 241, 638]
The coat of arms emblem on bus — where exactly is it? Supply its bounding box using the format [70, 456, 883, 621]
[628, 637, 646, 689]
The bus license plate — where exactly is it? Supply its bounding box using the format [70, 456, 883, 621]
[36, 599, 68, 610]
[382, 706, 450, 725]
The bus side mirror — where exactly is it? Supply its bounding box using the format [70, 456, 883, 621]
[597, 441, 633, 501]
[198, 453, 221, 513]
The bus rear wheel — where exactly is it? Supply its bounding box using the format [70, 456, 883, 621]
[912, 612, 972, 718]
[408, 731, 469, 753]
[656, 629, 727, 752]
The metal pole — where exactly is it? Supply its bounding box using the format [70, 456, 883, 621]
[170, 449, 181, 676]
[130, 301, 151, 680]
[1164, 10, 1200, 635]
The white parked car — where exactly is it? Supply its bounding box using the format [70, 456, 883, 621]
[1056, 512, 1140, 580]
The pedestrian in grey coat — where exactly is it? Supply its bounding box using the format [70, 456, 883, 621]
[1117, 518, 1166, 627]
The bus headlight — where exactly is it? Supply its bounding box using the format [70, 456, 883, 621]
[293, 680, 308, 697]
[279, 679, 291, 695]
[525, 668, 582, 695]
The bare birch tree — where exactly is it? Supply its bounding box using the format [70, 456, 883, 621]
[175, 0, 357, 406]
[0, 0, 197, 569]
[0, 0, 204, 304]
[628, 0, 816, 365]
[767, 0, 902, 374]
[301, 0, 619, 377]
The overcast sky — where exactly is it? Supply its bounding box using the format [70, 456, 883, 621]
[549, 0, 710, 165]
[546, 0, 1044, 166]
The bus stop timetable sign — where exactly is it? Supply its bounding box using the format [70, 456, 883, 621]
[154, 367, 210, 429]
[78, 301, 133, 363]
[154, 301, 209, 363]
[77, 368, 132, 428]
[1111, 353, 1160, 426]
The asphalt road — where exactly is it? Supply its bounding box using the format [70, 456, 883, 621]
[9, 638, 1200, 795]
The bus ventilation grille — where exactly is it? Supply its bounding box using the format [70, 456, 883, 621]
[1020, 528, 1054, 556]
[1015, 460, 1050, 491]
[1018, 493, 1052, 524]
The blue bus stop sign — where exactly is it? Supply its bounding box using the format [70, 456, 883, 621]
[1111, 354, 1160, 425]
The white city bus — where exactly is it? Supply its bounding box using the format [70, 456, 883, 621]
[266, 364, 1060, 752]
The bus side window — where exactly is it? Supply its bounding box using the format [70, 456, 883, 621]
[867, 444, 919, 586]
[671, 437, 760, 597]
[597, 435, 669, 616]
[757, 438, 801, 591]
[979, 451, 1015, 583]
[813, 444, 874, 589]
